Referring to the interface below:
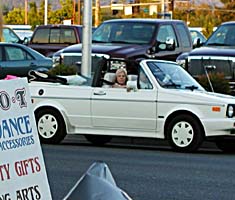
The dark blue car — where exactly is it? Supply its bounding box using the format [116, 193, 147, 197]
[0, 42, 52, 79]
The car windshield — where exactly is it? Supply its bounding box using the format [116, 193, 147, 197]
[147, 61, 204, 91]
[205, 24, 235, 46]
[92, 22, 155, 44]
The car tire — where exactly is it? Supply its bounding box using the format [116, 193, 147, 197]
[35, 108, 66, 144]
[85, 135, 112, 145]
[215, 140, 235, 153]
[166, 114, 204, 152]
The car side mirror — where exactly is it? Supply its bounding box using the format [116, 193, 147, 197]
[165, 37, 175, 50]
[193, 37, 202, 48]
[155, 37, 176, 51]
[23, 37, 30, 45]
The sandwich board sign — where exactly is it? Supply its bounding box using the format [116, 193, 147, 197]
[0, 78, 52, 200]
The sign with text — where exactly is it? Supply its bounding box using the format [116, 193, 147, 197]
[0, 78, 52, 200]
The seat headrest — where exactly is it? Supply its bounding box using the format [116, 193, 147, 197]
[103, 72, 116, 83]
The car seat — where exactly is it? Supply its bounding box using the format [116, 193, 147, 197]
[102, 72, 116, 88]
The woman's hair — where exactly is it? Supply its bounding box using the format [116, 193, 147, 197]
[115, 68, 128, 84]
[115, 68, 127, 76]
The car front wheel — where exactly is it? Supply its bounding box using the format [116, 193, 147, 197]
[35, 108, 66, 144]
[166, 114, 204, 152]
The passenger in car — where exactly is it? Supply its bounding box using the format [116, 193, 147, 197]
[112, 68, 128, 88]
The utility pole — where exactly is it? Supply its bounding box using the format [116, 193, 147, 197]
[73, 0, 76, 24]
[186, 0, 190, 25]
[78, 0, 81, 25]
[24, 0, 28, 24]
[0, 2, 2, 42]
[44, 0, 48, 25]
[95, 0, 100, 27]
[161, 0, 165, 19]
[81, 0, 92, 77]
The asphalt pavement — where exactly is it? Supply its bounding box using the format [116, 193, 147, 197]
[63, 134, 219, 152]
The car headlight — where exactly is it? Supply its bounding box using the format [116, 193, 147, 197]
[227, 104, 235, 118]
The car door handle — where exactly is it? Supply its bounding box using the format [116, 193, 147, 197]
[93, 90, 106, 95]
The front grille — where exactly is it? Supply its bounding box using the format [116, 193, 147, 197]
[63, 55, 81, 67]
[62, 53, 110, 74]
[188, 56, 234, 79]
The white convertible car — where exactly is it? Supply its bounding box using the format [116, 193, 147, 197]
[29, 58, 235, 152]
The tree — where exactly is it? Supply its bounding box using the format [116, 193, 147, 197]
[4, 7, 24, 24]
[49, 0, 73, 24]
[220, 1, 235, 22]
[38, 0, 52, 25]
[28, 2, 40, 29]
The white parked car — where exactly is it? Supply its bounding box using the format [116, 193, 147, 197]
[29, 59, 235, 152]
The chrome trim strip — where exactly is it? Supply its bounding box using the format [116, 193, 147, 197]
[32, 96, 91, 101]
[61, 52, 110, 59]
[32, 96, 226, 106]
[188, 56, 235, 62]
[158, 100, 226, 107]
[32, 96, 155, 103]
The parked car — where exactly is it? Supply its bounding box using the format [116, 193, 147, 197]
[27, 24, 83, 57]
[0, 43, 53, 79]
[177, 21, 235, 95]
[29, 58, 235, 153]
[52, 18, 194, 70]
[4, 24, 33, 41]
[189, 28, 207, 44]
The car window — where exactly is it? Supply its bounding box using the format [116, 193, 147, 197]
[61, 28, 77, 43]
[147, 61, 204, 90]
[32, 28, 50, 43]
[50, 29, 60, 43]
[205, 24, 235, 45]
[156, 24, 178, 47]
[176, 24, 191, 48]
[4, 46, 33, 61]
[92, 23, 112, 42]
[92, 22, 155, 44]
[2, 28, 21, 43]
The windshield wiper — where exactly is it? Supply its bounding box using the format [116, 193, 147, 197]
[92, 40, 106, 43]
[206, 43, 230, 46]
[110, 40, 132, 44]
[185, 85, 198, 91]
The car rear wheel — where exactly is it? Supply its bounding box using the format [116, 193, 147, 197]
[35, 108, 66, 144]
[85, 135, 112, 145]
[215, 140, 235, 153]
[167, 114, 204, 152]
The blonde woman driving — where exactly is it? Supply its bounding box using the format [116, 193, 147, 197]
[112, 68, 128, 88]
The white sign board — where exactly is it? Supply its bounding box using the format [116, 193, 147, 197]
[0, 78, 52, 199]
[124, 6, 132, 15]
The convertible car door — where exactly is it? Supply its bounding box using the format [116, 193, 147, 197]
[91, 87, 157, 131]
